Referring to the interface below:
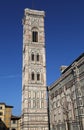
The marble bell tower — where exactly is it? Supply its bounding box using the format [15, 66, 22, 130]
[22, 8, 49, 130]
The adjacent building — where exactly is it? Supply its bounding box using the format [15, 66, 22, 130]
[0, 103, 13, 129]
[22, 8, 49, 130]
[11, 115, 21, 130]
[0, 103, 21, 130]
[48, 53, 84, 130]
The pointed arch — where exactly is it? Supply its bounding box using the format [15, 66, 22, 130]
[32, 27, 38, 42]
[37, 73, 40, 81]
[36, 53, 40, 61]
[31, 72, 35, 80]
[31, 53, 34, 61]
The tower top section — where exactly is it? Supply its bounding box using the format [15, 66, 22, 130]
[24, 8, 45, 17]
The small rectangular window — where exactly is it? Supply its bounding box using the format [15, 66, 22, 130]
[0, 106, 2, 109]
[0, 112, 3, 115]
[12, 120, 16, 124]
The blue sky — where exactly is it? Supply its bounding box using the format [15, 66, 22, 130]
[0, 0, 84, 116]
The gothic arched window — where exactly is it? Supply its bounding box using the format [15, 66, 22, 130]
[36, 54, 39, 61]
[37, 73, 40, 81]
[32, 27, 38, 42]
[31, 72, 35, 80]
[31, 53, 34, 61]
[32, 31, 38, 42]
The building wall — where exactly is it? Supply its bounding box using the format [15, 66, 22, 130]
[11, 120, 18, 130]
[18, 118, 21, 130]
[0, 103, 13, 129]
[11, 118, 21, 130]
[0, 104, 5, 121]
[48, 53, 84, 130]
[5, 107, 12, 129]
[22, 8, 48, 130]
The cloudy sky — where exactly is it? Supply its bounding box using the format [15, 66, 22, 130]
[0, 0, 84, 115]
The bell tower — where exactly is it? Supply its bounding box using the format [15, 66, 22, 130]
[22, 8, 49, 130]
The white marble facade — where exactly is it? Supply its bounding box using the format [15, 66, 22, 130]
[22, 8, 48, 130]
[48, 53, 84, 130]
